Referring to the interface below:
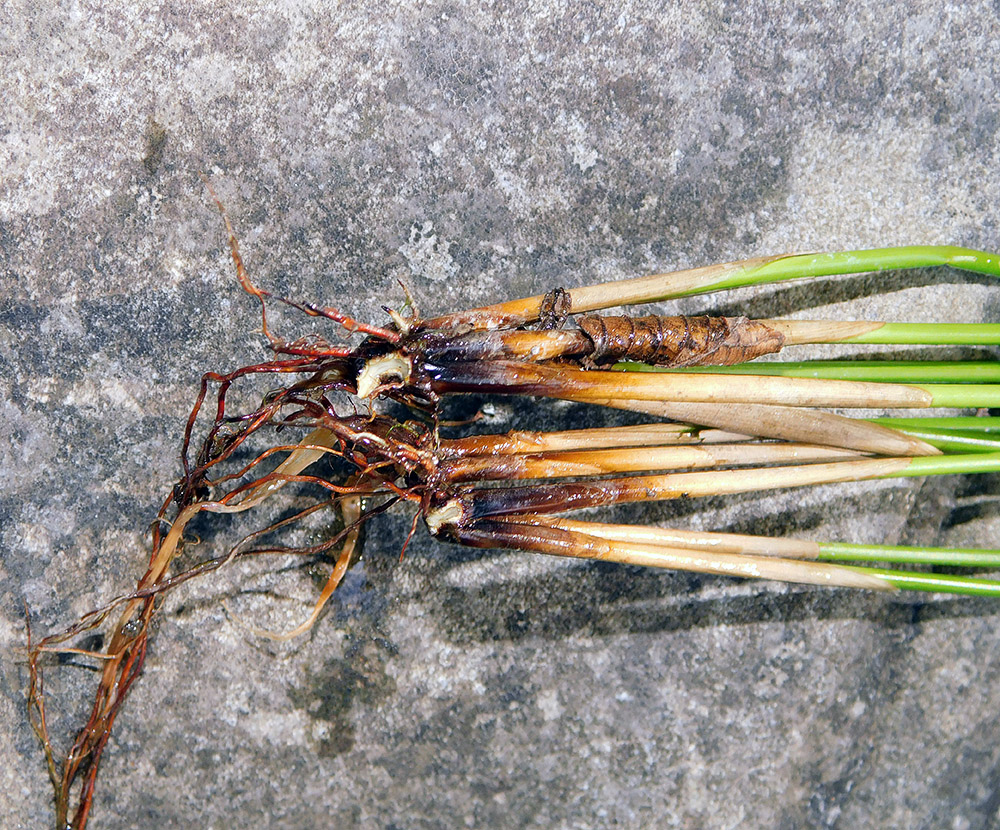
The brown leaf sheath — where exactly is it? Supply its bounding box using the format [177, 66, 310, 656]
[445, 518, 894, 591]
[419, 255, 785, 329]
[413, 315, 784, 367]
[576, 315, 785, 366]
[444, 457, 912, 522]
[425, 359, 934, 408]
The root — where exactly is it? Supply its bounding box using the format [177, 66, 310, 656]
[231, 495, 364, 641]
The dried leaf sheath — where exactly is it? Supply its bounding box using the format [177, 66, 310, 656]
[437, 423, 757, 456]
[431, 458, 916, 524]
[426, 359, 939, 407]
[583, 400, 937, 456]
[444, 517, 896, 591]
[436, 441, 865, 482]
[424, 315, 788, 366]
[447, 517, 1000, 596]
[576, 314, 785, 365]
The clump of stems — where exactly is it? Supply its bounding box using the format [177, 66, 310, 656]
[27, 227, 1000, 829]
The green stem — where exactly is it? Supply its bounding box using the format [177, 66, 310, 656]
[893, 451, 1000, 477]
[681, 245, 1000, 298]
[886, 428, 1000, 454]
[632, 361, 1000, 384]
[872, 416, 1000, 432]
[840, 323, 1000, 345]
[841, 567, 1000, 596]
[923, 385, 1000, 407]
[819, 542, 1000, 567]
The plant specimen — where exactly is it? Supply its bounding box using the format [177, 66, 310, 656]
[26, 202, 1000, 828]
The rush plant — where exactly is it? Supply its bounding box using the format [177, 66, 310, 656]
[26, 202, 1000, 829]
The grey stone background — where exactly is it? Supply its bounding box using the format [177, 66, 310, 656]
[3, 1, 1000, 828]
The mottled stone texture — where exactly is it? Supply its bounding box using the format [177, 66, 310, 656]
[3, 1, 1000, 828]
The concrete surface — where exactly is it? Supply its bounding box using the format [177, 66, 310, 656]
[3, 1, 1000, 828]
